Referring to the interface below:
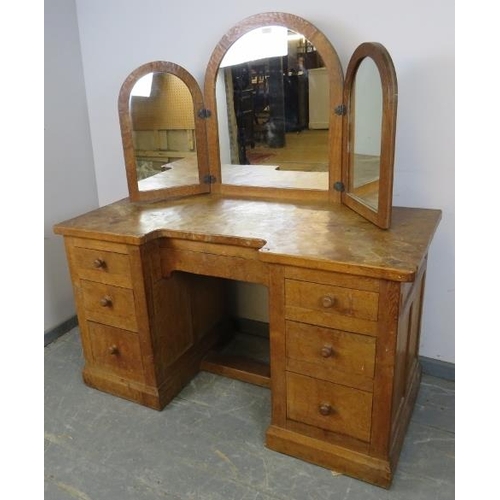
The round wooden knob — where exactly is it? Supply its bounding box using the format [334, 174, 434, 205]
[100, 296, 112, 307]
[93, 258, 106, 269]
[321, 295, 335, 308]
[319, 403, 333, 416]
[108, 345, 119, 355]
[321, 346, 333, 358]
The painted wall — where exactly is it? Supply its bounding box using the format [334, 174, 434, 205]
[44, 0, 98, 333]
[73, 0, 454, 362]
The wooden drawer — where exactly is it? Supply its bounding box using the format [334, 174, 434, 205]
[285, 279, 379, 335]
[286, 321, 375, 391]
[88, 322, 145, 383]
[70, 242, 133, 288]
[81, 280, 138, 332]
[287, 372, 372, 442]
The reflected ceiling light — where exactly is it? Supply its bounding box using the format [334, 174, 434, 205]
[220, 26, 288, 68]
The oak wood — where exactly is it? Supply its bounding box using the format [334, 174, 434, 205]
[54, 196, 441, 282]
[266, 425, 392, 488]
[200, 352, 270, 388]
[87, 322, 145, 383]
[269, 266, 287, 427]
[285, 321, 376, 389]
[80, 280, 138, 332]
[286, 372, 373, 442]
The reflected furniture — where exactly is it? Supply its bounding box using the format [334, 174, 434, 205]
[54, 12, 441, 488]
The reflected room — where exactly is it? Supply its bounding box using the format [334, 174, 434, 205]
[216, 27, 330, 187]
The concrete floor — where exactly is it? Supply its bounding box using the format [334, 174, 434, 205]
[45, 327, 455, 499]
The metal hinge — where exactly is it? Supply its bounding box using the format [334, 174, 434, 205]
[203, 174, 217, 184]
[333, 181, 345, 192]
[198, 108, 212, 119]
[334, 104, 346, 116]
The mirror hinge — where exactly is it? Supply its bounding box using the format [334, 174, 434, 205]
[333, 181, 345, 192]
[203, 174, 217, 184]
[334, 104, 346, 116]
[198, 108, 212, 119]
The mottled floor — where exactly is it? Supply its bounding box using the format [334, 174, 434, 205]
[45, 328, 455, 500]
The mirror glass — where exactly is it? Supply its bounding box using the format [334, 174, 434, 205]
[129, 72, 199, 191]
[216, 27, 329, 190]
[349, 58, 382, 209]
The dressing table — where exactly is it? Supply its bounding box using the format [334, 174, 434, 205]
[54, 13, 441, 488]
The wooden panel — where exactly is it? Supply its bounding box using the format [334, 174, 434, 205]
[150, 273, 193, 383]
[269, 266, 287, 427]
[81, 281, 138, 332]
[369, 279, 401, 458]
[286, 372, 372, 442]
[286, 321, 375, 391]
[188, 274, 228, 342]
[161, 248, 268, 285]
[88, 322, 145, 383]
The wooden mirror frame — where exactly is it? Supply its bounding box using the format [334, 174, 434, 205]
[341, 43, 398, 229]
[203, 12, 344, 203]
[118, 61, 211, 202]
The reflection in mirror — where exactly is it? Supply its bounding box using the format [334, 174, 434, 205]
[342, 42, 397, 229]
[350, 58, 382, 209]
[216, 27, 329, 190]
[129, 72, 199, 191]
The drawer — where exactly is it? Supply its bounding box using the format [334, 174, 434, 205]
[287, 372, 372, 442]
[70, 244, 132, 288]
[81, 280, 138, 332]
[286, 321, 375, 391]
[88, 322, 145, 382]
[285, 279, 379, 335]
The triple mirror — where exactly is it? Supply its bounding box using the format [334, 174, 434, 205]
[118, 13, 397, 228]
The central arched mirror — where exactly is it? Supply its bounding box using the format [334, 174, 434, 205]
[204, 13, 344, 201]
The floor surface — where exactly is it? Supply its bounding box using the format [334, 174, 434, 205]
[45, 328, 455, 499]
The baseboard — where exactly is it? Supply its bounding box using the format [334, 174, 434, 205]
[235, 318, 454, 381]
[419, 355, 454, 381]
[44, 316, 78, 347]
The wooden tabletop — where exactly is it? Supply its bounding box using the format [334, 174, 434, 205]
[54, 194, 441, 281]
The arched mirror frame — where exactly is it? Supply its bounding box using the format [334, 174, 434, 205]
[341, 42, 398, 229]
[203, 12, 345, 203]
[118, 61, 210, 202]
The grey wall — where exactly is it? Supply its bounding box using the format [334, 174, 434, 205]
[44, 0, 98, 334]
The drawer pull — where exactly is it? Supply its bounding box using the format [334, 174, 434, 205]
[108, 345, 119, 355]
[319, 403, 333, 416]
[321, 295, 335, 308]
[100, 296, 113, 307]
[93, 258, 106, 269]
[320, 345, 333, 358]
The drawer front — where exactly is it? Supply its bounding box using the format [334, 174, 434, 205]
[88, 322, 144, 382]
[287, 372, 372, 442]
[81, 281, 138, 332]
[285, 279, 379, 335]
[71, 245, 132, 288]
[286, 321, 375, 391]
